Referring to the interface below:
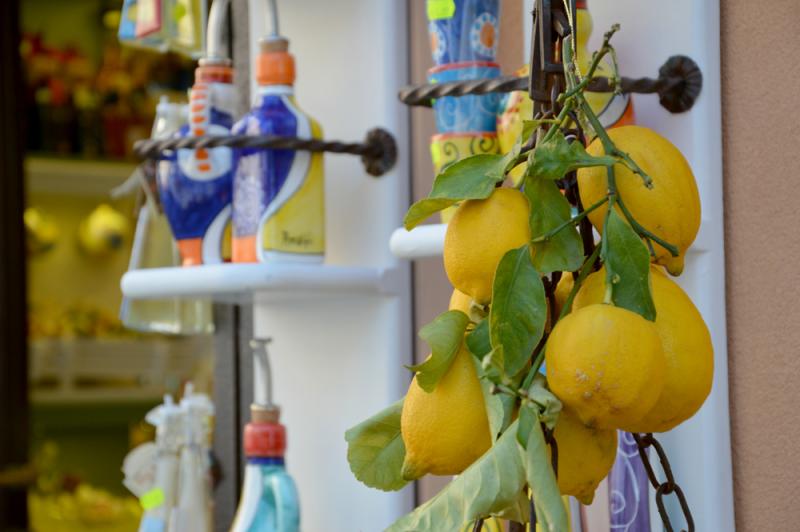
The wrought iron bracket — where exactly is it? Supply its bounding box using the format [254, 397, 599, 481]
[398, 0, 702, 114]
[133, 127, 398, 177]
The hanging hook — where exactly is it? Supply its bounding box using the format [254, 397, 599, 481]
[267, 0, 280, 37]
[250, 338, 274, 407]
[205, 0, 232, 63]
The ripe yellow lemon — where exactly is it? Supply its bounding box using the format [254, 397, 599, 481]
[552, 407, 617, 504]
[573, 267, 713, 432]
[545, 304, 665, 429]
[401, 341, 491, 479]
[553, 273, 575, 318]
[449, 289, 474, 314]
[444, 188, 531, 304]
[576, 126, 700, 276]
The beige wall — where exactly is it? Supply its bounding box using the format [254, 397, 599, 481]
[721, 0, 800, 529]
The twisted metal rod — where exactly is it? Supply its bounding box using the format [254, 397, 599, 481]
[132, 127, 397, 177]
[398, 56, 702, 114]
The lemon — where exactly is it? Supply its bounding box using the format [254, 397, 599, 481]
[449, 289, 474, 314]
[553, 273, 575, 318]
[552, 407, 617, 504]
[545, 304, 665, 429]
[573, 267, 713, 432]
[576, 126, 700, 276]
[444, 188, 531, 304]
[401, 341, 491, 479]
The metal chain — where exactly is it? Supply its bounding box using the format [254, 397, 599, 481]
[633, 433, 695, 532]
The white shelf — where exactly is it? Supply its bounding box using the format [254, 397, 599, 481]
[25, 156, 136, 196]
[29, 336, 213, 404]
[389, 223, 446, 259]
[121, 262, 402, 303]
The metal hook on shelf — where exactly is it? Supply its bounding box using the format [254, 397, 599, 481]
[397, 0, 702, 114]
[266, 0, 280, 37]
[132, 127, 397, 177]
[398, 56, 702, 114]
[205, 0, 232, 64]
[250, 338, 274, 408]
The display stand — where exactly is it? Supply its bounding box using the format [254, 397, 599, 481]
[120, 1, 414, 529]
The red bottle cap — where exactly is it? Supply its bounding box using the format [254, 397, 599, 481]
[244, 421, 286, 457]
[243, 405, 286, 457]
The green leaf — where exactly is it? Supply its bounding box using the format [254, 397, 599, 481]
[490, 246, 548, 377]
[495, 491, 531, 523]
[521, 120, 542, 142]
[386, 420, 527, 531]
[603, 208, 656, 321]
[344, 400, 408, 492]
[466, 318, 491, 359]
[526, 374, 562, 431]
[472, 356, 507, 441]
[407, 310, 470, 392]
[525, 175, 584, 274]
[403, 198, 455, 230]
[480, 347, 505, 384]
[518, 405, 568, 532]
[403, 154, 507, 229]
[529, 130, 616, 180]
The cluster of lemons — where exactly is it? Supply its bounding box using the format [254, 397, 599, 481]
[400, 125, 713, 506]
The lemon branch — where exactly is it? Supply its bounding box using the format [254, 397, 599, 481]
[558, 244, 602, 321]
[540, 100, 575, 145]
[601, 196, 616, 305]
[561, 36, 681, 259]
[562, 37, 653, 189]
[616, 197, 680, 257]
[530, 196, 606, 243]
[559, 24, 621, 103]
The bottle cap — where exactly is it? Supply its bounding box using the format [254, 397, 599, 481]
[244, 422, 286, 458]
[196, 58, 234, 84]
[256, 36, 295, 86]
[243, 404, 286, 457]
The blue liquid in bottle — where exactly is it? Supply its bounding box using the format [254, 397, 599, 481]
[231, 449, 299, 532]
[239, 457, 299, 532]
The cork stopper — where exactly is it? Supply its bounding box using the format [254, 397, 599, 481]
[195, 58, 233, 84]
[251, 403, 280, 424]
[260, 36, 289, 53]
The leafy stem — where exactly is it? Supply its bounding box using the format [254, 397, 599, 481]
[602, 195, 616, 305]
[557, 243, 602, 321]
[561, 34, 681, 261]
[530, 196, 606, 243]
[559, 24, 620, 102]
[616, 197, 680, 257]
[540, 99, 575, 145]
